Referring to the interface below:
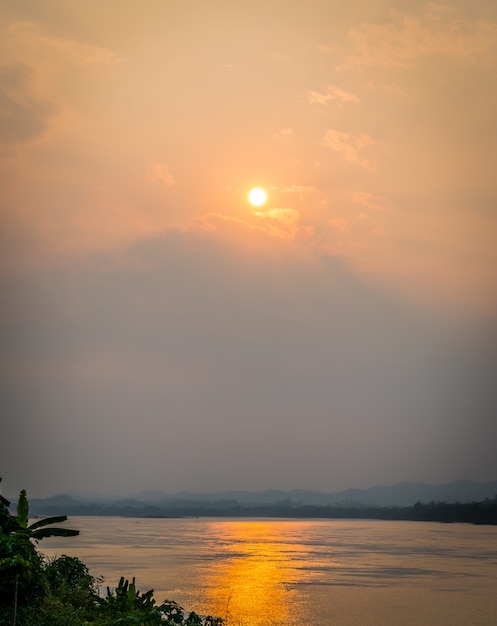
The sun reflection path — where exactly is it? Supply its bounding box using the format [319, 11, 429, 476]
[204, 521, 307, 626]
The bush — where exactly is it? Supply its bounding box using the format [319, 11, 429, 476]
[0, 478, 224, 626]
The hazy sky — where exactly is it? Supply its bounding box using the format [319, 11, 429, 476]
[1, 0, 497, 498]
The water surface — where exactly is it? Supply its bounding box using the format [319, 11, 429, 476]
[41, 517, 497, 625]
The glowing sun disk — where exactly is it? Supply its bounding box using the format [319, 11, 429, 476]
[248, 187, 267, 207]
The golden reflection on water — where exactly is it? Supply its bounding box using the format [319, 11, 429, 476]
[40, 517, 497, 626]
[204, 521, 302, 626]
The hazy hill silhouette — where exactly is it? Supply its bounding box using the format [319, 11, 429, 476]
[25, 479, 497, 511]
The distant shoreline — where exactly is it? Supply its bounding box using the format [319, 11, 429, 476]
[28, 498, 497, 526]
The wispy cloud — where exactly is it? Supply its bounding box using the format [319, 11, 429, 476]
[186, 207, 306, 243]
[366, 81, 407, 97]
[144, 163, 176, 186]
[352, 192, 398, 212]
[343, 4, 497, 68]
[270, 184, 317, 194]
[0, 64, 53, 144]
[328, 218, 351, 235]
[251, 207, 299, 221]
[273, 128, 293, 138]
[8, 21, 122, 65]
[250, 207, 305, 240]
[307, 84, 359, 105]
[323, 129, 377, 171]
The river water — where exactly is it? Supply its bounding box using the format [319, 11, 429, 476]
[41, 516, 497, 625]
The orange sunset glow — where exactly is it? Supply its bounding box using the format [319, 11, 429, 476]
[205, 521, 301, 625]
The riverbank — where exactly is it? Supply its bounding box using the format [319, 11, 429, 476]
[29, 496, 497, 525]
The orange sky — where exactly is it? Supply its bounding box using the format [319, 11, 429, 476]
[1, 0, 497, 496]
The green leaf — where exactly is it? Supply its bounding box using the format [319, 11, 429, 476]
[17, 489, 29, 528]
[0, 493, 10, 507]
[28, 515, 68, 531]
[31, 527, 79, 539]
[127, 579, 137, 602]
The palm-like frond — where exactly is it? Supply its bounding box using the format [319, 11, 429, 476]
[28, 515, 79, 540]
[28, 516, 70, 531]
[31, 527, 79, 540]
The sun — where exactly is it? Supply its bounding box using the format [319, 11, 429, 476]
[248, 187, 267, 207]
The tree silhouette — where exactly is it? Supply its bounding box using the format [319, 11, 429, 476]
[0, 477, 79, 625]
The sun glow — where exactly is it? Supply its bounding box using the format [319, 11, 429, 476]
[205, 521, 294, 626]
[248, 187, 267, 207]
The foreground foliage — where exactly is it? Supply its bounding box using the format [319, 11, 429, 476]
[0, 478, 223, 626]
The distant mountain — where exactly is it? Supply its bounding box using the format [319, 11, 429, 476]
[24, 480, 497, 516]
[324, 480, 497, 507]
[130, 480, 497, 508]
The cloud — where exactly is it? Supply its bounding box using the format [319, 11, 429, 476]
[0, 20, 121, 148]
[7, 21, 122, 65]
[144, 163, 176, 186]
[343, 4, 497, 68]
[270, 185, 317, 194]
[322, 129, 377, 171]
[189, 207, 304, 242]
[366, 81, 408, 97]
[307, 84, 359, 105]
[251, 207, 299, 222]
[273, 128, 293, 138]
[253, 207, 316, 242]
[0, 64, 53, 144]
[352, 192, 398, 212]
[327, 193, 396, 257]
[179, 197, 317, 246]
[187, 212, 257, 236]
[328, 218, 351, 235]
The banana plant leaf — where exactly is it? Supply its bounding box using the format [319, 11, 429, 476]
[31, 527, 80, 539]
[28, 515, 69, 531]
[0, 494, 10, 507]
[17, 489, 29, 528]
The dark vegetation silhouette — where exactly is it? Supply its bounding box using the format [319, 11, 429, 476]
[0, 478, 223, 626]
[28, 494, 497, 524]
